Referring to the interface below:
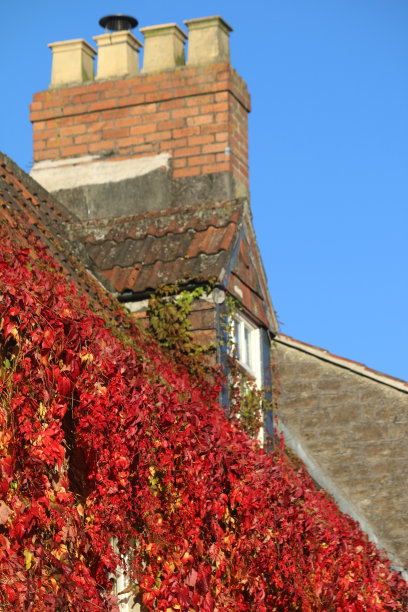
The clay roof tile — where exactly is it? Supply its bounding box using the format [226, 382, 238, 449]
[71, 200, 244, 295]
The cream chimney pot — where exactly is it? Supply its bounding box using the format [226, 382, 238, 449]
[184, 16, 232, 65]
[48, 39, 97, 87]
[140, 24, 187, 73]
[93, 31, 143, 79]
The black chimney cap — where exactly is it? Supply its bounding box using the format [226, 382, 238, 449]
[99, 14, 138, 31]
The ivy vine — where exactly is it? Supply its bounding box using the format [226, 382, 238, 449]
[146, 284, 271, 439]
[1, 213, 407, 609]
[146, 280, 216, 380]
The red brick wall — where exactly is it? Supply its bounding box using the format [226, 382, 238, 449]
[30, 63, 250, 191]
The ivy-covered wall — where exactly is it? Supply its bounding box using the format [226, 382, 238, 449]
[1, 164, 407, 608]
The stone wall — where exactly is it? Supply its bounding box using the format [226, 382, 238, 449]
[275, 335, 408, 572]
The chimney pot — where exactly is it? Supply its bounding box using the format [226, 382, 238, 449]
[140, 23, 187, 73]
[184, 16, 232, 65]
[93, 31, 143, 79]
[48, 39, 96, 87]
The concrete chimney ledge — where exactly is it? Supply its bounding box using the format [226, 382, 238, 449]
[140, 23, 187, 73]
[184, 16, 232, 65]
[48, 39, 96, 87]
[93, 31, 143, 79]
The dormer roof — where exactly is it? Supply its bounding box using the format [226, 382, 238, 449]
[66, 198, 277, 331]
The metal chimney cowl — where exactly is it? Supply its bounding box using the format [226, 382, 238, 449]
[99, 14, 138, 32]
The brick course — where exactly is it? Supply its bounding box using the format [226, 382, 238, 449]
[31, 63, 250, 191]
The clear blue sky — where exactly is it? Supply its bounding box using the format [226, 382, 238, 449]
[2, 1, 407, 380]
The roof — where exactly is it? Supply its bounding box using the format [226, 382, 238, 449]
[66, 199, 244, 295]
[0, 151, 117, 309]
[276, 333, 408, 391]
[1, 150, 276, 331]
[67, 198, 277, 330]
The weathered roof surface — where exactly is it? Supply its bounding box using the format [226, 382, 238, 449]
[0, 151, 277, 332]
[0, 151, 116, 304]
[67, 200, 245, 295]
[66, 198, 277, 330]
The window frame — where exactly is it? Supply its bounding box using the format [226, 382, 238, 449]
[231, 312, 262, 388]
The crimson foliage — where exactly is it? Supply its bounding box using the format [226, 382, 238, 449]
[0, 226, 407, 611]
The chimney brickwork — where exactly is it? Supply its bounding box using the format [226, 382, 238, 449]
[31, 64, 249, 186]
[30, 17, 250, 218]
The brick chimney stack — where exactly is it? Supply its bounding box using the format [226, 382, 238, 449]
[30, 16, 250, 220]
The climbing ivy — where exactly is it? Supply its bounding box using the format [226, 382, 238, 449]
[147, 285, 270, 439]
[147, 280, 216, 380]
[1, 222, 407, 609]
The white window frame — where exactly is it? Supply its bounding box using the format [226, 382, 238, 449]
[110, 540, 141, 611]
[231, 313, 262, 389]
[229, 312, 266, 443]
[114, 564, 140, 611]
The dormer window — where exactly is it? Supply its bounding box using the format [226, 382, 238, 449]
[234, 317, 252, 370]
[232, 313, 262, 387]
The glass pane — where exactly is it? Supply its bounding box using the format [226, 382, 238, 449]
[244, 324, 252, 368]
[234, 320, 240, 360]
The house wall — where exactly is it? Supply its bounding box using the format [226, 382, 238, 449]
[275, 336, 408, 572]
[189, 299, 218, 350]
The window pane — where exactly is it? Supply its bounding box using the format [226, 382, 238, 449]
[234, 320, 240, 360]
[244, 324, 252, 369]
[243, 325, 250, 366]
